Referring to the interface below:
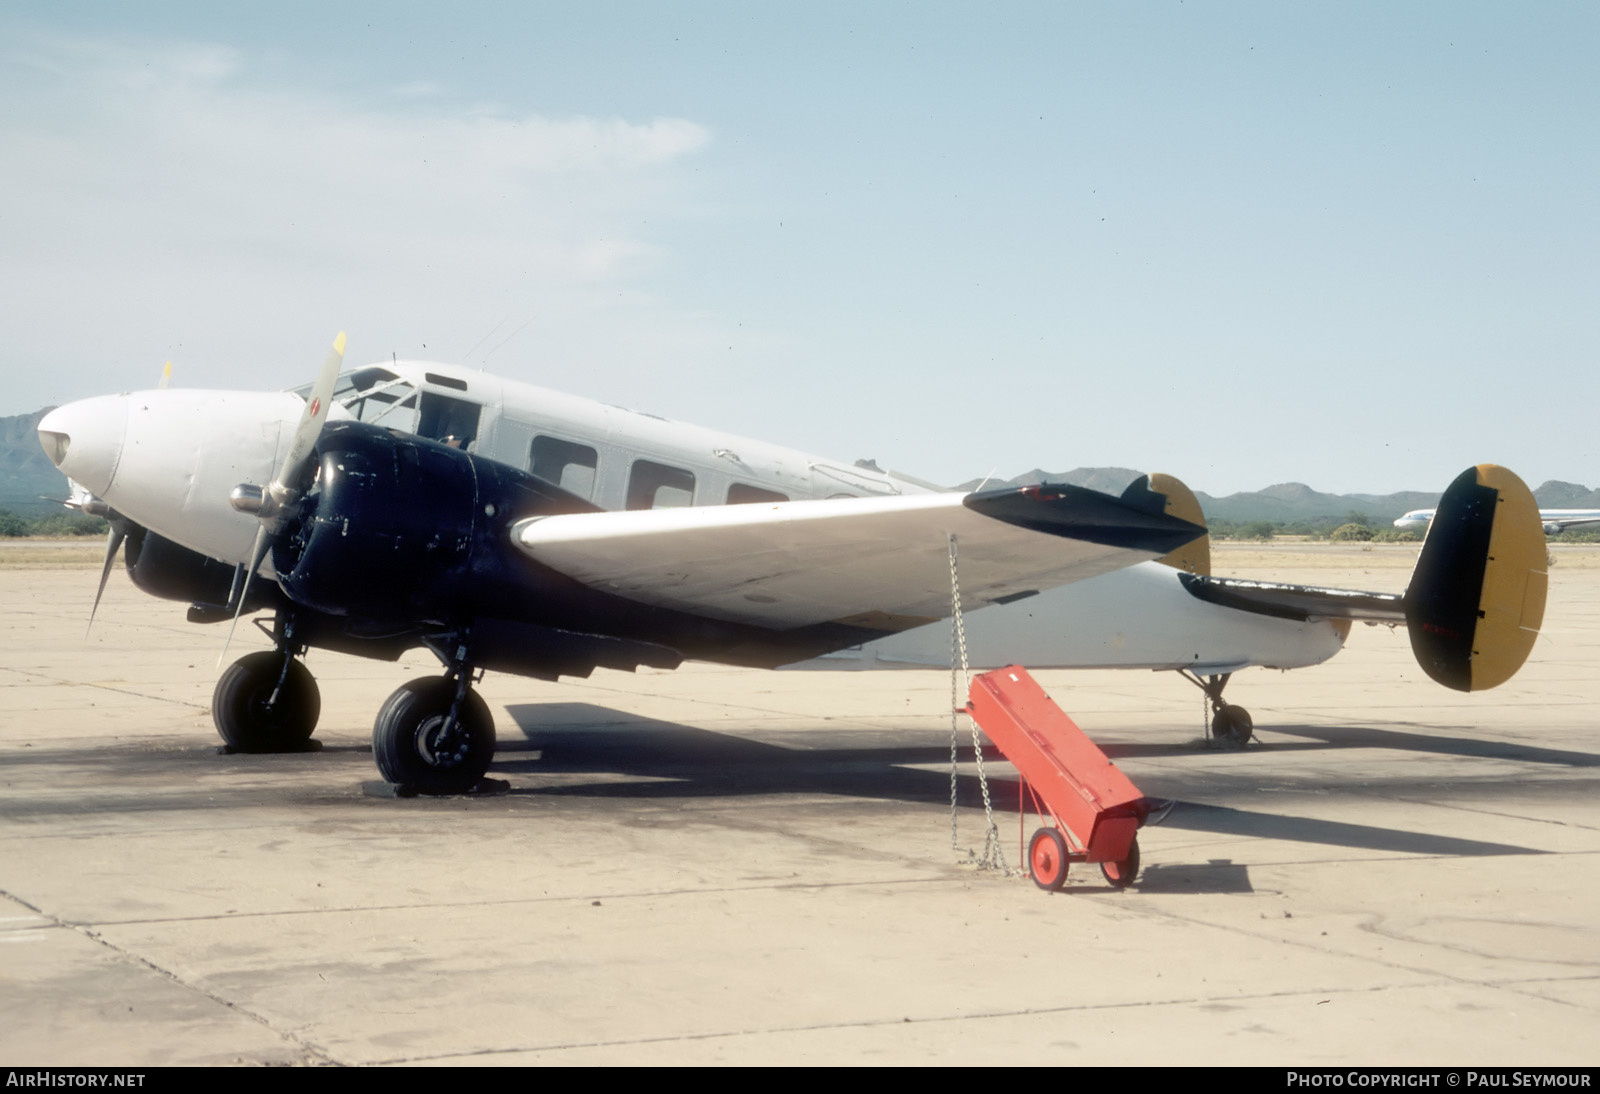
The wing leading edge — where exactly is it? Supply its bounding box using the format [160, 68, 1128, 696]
[512, 484, 1205, 633]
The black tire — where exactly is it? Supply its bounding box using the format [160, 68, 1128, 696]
[1213, 704, 1254, 748]
[212, 651, 320, 752]
[1029, 827, 1070, 892]
[1100, 835, 1140, 889]
[372, 677, 495, 795]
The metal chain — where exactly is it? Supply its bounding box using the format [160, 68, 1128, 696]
[948, 536, 963, 852]
[947, 534, 1011, 875]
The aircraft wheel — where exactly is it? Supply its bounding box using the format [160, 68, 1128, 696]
[1100, 836, 1140, 889]
[372, 677, 495, 795]
[1029, 827, 1070, 892]
[1212, 704, 1254, 749]
[212, 651, 320, 752]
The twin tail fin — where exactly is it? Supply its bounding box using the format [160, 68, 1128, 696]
[1404, 464, 1547, 692]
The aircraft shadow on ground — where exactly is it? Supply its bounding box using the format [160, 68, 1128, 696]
[503, 701, 985, 808]
[1154, 802, 1542, 858]
[502, 703, 1546, 860]
[1262, 723, 1600, 768]
[1096, 725, 1600, 766]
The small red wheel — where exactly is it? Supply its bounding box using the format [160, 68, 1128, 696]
[1029, 827, 1069, 892]
[1100, 835, 1141, 889]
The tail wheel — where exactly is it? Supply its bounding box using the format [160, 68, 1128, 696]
[1212, 704, 1253, 749]
[1029, 827, 1070, 892]
[1100, 836, 1140, 889]
[373, 677, 495, 795]
[213, 651, 320, 752]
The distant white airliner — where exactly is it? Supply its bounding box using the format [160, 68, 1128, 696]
[1394, 507, 1600, 535]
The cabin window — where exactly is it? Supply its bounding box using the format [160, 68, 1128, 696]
[727, 483, 788, 504]
[417, 392, 481, 449]
[627, 460, 695, 510]
[529, 436, 599, 500]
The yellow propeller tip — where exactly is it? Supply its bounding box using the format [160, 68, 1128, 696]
[332, 331, 347, 355]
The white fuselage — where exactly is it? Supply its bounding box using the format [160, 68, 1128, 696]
[39, 359, 1351, 675]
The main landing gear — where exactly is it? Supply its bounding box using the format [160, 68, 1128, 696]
[210, 615, 498, 795]
[371, 633, 496, 796]
[212, 615, 321, 753]
[1178, 669, 1253, 749]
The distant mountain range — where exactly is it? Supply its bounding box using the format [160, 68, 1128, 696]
[5, 407, 1596, 523]
[1, 409, 73, 517]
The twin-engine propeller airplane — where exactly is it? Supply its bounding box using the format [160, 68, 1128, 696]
[37, 334, 1549, 794]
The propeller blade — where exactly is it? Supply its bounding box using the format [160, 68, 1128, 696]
[84, 524, 127, 640]
[159, 361, 172, 390]
[218, 331, 344, 667]
[273, 331, 345, 499]
[218, 524, 272, 667]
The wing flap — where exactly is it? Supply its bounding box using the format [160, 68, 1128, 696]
[513, 486, 1203, 631]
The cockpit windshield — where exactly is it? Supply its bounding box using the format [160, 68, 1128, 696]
[294, 367, 421, 432]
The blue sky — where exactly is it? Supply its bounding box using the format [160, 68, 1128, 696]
[3, 2, 1595, 493]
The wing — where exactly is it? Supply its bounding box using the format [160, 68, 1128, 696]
[511, 484, 1205, 632]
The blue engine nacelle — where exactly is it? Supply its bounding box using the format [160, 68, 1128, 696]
[272, 421, 596, 627]
[273, 423, 481, 624]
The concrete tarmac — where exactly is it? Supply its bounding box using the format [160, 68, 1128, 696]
[1, 543, 1596, 1066]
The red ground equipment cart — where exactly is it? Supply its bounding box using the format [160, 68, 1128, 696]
[966, 666, 1150, 891]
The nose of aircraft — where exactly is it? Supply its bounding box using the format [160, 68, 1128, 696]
[38, 386, 315, 566]
[37, 394, 130, 496]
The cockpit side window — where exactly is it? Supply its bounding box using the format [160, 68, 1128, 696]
[418, 392, 482, 450]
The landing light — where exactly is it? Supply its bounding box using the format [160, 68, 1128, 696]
[39, 430, 69, 468]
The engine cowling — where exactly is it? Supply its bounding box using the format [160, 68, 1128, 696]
[273, 423, 480, 624]
[124, 525, 246, 607]
[270, 421, 605, 629]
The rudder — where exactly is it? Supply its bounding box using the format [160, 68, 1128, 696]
[1404, 465, 1546, 691]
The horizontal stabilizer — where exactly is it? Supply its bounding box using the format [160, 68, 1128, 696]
[1178, 573, 1405, 623]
